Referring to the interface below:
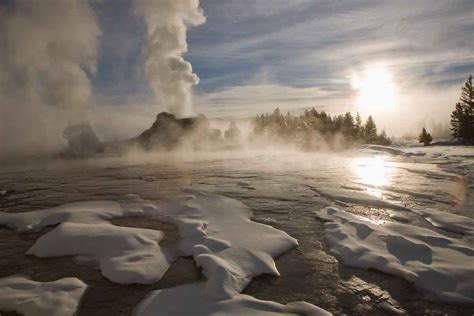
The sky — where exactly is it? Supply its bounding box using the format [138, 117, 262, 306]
[91, 0, 473, 135]
[1, 0, 473, 155]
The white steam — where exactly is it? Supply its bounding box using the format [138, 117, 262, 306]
[0, 0, 100, 158]
[135, 0, 205, 117]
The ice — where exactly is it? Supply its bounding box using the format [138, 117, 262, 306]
[387, 210, 410, 222]
[0, 276, 87, 316]
[0, 191, 329, 313]
[0, 200, 143, 232]
[413, 208, 474, 236]
[27, 222, 171, 284]
[134, 282, 331, 316]
[360, 145, 426, 157]
[360, 145, 407, 156]
[315, 207, 474, 304]
[311, 187, 410, 211]
[151, 191, 299, 298]
[0, 199, 170, 284]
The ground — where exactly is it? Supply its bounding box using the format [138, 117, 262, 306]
[0, 146, 473, 315]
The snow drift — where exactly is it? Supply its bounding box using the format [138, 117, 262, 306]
[134, 282, 331, 316]
[315, 207, 474, 305]
[0, 276, 87, 316]
[0, 191, 330, 314]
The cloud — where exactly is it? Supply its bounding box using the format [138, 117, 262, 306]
[195, 84, 349, 118]
[195, 80, 464, 137]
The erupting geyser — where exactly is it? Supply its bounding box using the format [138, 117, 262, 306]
[135, 0, 206, 117]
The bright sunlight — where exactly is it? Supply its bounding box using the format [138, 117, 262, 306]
[351, 65, 396, 112]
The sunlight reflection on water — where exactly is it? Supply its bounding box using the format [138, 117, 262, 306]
[352, 156, 391, 198]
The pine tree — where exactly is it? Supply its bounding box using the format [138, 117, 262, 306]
[451, 75, 474, 144]
[364, 115, 377, 143]
[355, 113, 362, 139]
[418, 127, 433, 146]
[224, 121, 241, 142]
[342, 112, 355, 138]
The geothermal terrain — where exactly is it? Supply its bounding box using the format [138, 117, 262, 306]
[0, 144, 473, 315]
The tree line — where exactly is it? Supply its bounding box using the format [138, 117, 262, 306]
[249, 107, 391, 149]
[223, 74, 473, 149]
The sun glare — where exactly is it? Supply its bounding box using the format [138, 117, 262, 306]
[351, 65, 395, 112]
[352, 156, 391, 198]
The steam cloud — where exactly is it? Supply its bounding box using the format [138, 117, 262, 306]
[135, 0, 205, 117]
[0, 0, 205, 160]
[0, 0, 100, 158]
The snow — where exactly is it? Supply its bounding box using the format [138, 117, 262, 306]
[387, 210, 410, 222]
[0, 276, 87, 316]
[131, 192, 331, 314]
[311, 187, 411, 211]
[0, 200, 143, 232]
[27, 222, 172, 284]
[0, 199, 170, 284]
[360, 145, 426, 157]
[413, 208, 474, 236]
[0, 191, 329, 313]
[134, 282, 331, 316]
[360, 145, 407, 156]
[315, 207, 474, 304]
[152, 191, 299, 298]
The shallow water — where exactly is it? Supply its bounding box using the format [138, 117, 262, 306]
[0, 147, 473, 315]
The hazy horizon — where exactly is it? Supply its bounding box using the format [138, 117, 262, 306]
[1, 0, 473, 158]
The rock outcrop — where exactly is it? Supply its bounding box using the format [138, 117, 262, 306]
[132, 112, 214, 150]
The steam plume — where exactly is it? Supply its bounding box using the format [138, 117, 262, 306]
[0, 0, 100, 157]
[135, 0, 205, 117]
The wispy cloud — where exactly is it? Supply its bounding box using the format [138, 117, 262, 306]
[186, 0, 473, 134]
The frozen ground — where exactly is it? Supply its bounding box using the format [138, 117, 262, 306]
[0, 145, 473, 315]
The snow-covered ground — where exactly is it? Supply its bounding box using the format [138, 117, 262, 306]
[0, 276, 87, 316]
[0, 145, 472, 315]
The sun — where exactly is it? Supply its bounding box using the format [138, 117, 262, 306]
[351, 65, 395, 112]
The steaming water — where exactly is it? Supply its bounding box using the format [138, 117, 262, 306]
[0, 146, 472, 315]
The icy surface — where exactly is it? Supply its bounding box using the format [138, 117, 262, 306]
[0, 145, 473, 314]
[27, 222, 170, 284]
[414, 208, 474, 236]
[152, 191, 299, 298]
[0, 199, 171, 284]
[0, 276, 87, 316]
[134, 282, 331, 316]
[0, 190, 328, 313]
[315, 207, 474, 304]
[311, 187, 410, 211]
[360, 145, 407, 156]
[0, 200, 141, 232]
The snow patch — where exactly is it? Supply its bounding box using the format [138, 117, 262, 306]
[0, 276, 87, 316]
[26, 222, 171, 284]
[315, 207, 474, 304]
[0, 191, 329, 313]
[414, 208, 474, 236]
[0, 200, 144, 232]
[387, 210, 410, 223]
[152, 191, 299, 298]
[134, 282, 331, 316]
[360, 145, 425, 157]
[361, 145, 405, 155]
